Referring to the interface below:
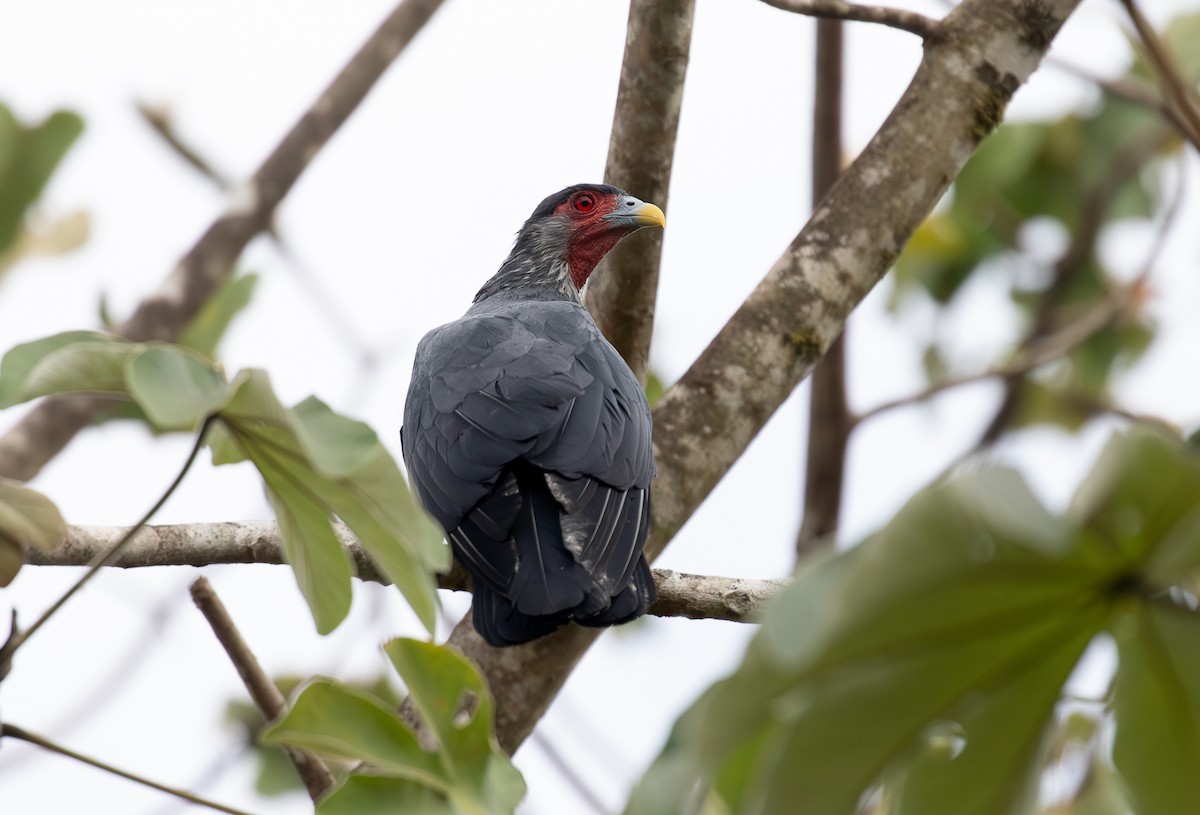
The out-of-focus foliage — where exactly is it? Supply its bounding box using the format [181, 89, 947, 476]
[628, 431, 1200, 815]
[0, 477, 65, 587]
[0, 332, 448, 633]
[0, 103, 87, 278]
[263, 638, 526, 815]
[887, 12, 1200, 433]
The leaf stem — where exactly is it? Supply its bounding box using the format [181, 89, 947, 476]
[0, 417, 213, 676]
[1, 723, 260, 815]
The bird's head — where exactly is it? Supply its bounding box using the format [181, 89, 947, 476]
[513, 184, 666, 294]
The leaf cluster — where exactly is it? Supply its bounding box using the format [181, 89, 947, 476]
[630, 430, 1200, 815]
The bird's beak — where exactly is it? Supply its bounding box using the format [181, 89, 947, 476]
[604, 198, 667, 229]
[632, 202, 667, 228]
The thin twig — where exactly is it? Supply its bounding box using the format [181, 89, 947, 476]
[0, 724, 259, 815]
[29, 523, 787, 624]
[0, 418, 212, 679]
[189, 577, 335, 802]
[0, 0, 447, 482]
[757, 0, 938, 37]
[1044, 55, 1200, 147]
[798, 18, 849, 556]
[1120, 0, 1200, 151]
[529, 729, 612, 815]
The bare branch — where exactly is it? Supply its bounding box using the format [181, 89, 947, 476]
[29, 523, 784, 625]
[1044, 55, 1200, 147]
[853, 282, 1145, 427]
[798, 19, 849, 555]
[0, 0, 446, 482]
[1120, 0, 1200, 151]
[758, 0, 938, 37]
[189, 577, 335, 803]
[434, 0, 1084, 753]
[0, 723, 259, 815]
[586, 0, 696, 383]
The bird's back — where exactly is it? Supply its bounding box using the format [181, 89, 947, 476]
[402, 297, 656, 646]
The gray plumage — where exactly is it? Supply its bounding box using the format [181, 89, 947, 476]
[402, 184, 661, 646]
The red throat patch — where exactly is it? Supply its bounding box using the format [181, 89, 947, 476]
[567, 228, 632, 290]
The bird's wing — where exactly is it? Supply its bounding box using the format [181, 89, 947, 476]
[402, 301, 654, 600]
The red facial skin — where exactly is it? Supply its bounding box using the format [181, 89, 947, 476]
[554, 191, 636, 290]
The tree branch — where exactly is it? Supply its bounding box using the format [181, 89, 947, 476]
[0, 723, 258, 815]
[28, 523, 785, 626]
[757, 0, 938, 38]
[189, 576, 335, 803]
[0, 0, 446, 482]
[585, 0, 696, 383]
[431, 0, 1083, 753]
[797, 19, 849, 555]
[1120, 0, 1200, 151]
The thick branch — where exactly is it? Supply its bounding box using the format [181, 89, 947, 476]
[586, 0, 695, 383]
[189, 576, 335, 803]
[437, 0, 1083, 752]
[0, 0, 445, 482]
[30, 523, 784, 625]
[758, 0, 938, 37]
[797, 19, 849, 555]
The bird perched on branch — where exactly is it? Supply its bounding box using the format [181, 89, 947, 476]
[402, 184, 665, 647]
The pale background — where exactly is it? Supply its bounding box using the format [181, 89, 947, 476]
[1, 1, 1197, 812]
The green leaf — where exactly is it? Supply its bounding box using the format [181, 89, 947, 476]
[177, 273, 258, 360]
[631, 464, 1116, 815]
[215, 371, 444, 634]
[318, 775, 456, 815]
[0, 331, 125, 407]
[385, 638, 526, 814]
[1112, 604, 1200, 815]
[265, 645, 524, 815]
[0, 105, 84, 257]
[291, 396, 384, 479]
[0, 478, 65, 587]
[125, 344, 230, 430]
[264, 475, 353, 636]
[893, 624, 1095, 815]
[1069, 430, 1200, 571]
[219, 371, 354, 634]
[263, 679, 439, 779]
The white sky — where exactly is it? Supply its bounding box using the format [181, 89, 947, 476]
[1, 0, 1198, 813]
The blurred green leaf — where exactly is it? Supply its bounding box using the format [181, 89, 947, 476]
[318, 775, 456, 815]
[628, 431, 1200, 814]
[629, 465, 1114, 815]
[177, 272, 258, 360]
[0, 331, 125, 407]
[125, 344, 231, 430]
[0, 105, 84, 257]
[0, 478, 65, 587]
[1112, 604, 1200, 815]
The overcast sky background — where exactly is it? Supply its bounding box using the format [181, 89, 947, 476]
[1, 0, 1198, 812]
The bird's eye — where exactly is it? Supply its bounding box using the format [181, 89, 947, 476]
[574, 194, 595, 212]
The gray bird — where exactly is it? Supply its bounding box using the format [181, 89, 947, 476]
[402, 184, 665, 646]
